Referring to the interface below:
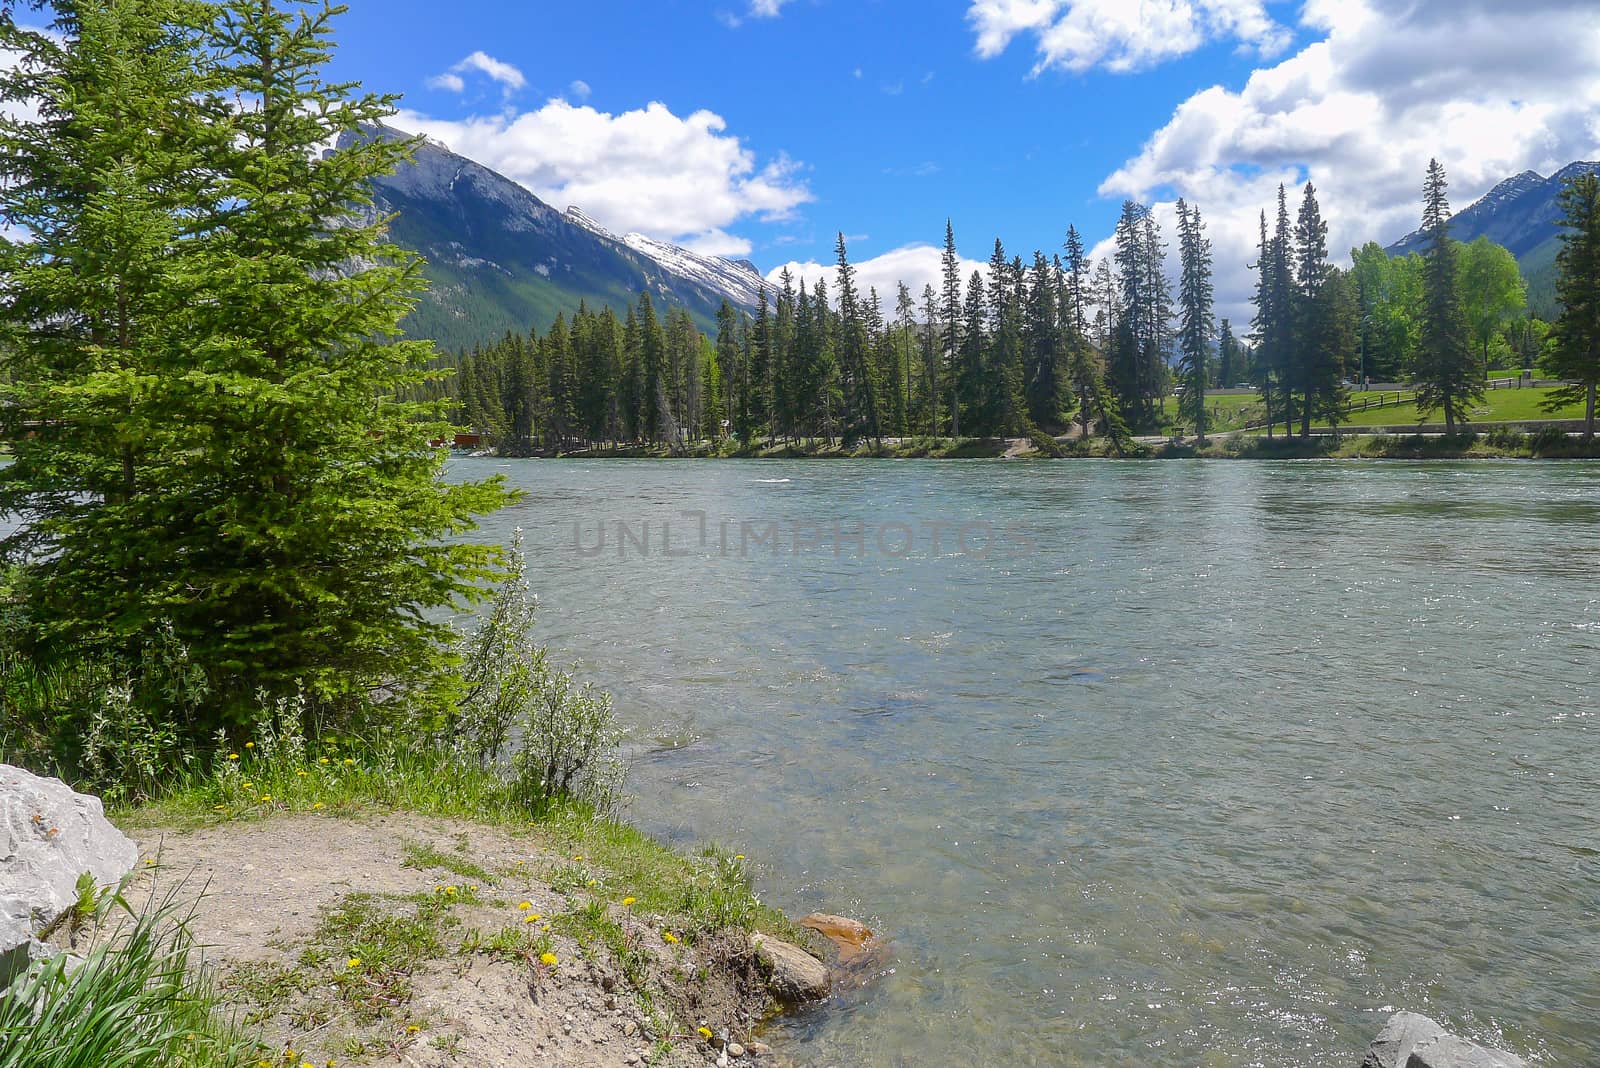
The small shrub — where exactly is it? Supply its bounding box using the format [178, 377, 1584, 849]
[1485, 425, 1527, 450]
[1528, 425, 1572, 455]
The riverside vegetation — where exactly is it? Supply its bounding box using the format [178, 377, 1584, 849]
[0, 3, 811, 1065]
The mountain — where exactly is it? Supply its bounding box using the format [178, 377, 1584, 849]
[1385, 161, 1600, 317]
[347, 126, 767, 352]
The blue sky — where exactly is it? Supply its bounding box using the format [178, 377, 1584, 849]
[328, 0, 1600, 318]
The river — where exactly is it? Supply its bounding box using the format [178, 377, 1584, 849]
[458, 457, 1597, 1066]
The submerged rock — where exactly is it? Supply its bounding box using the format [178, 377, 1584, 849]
[798, 912, 874, 964]
[1362, 1012, 1527, 1068]
[751, 932, 829, 1002]
[0, 764, 138, 981]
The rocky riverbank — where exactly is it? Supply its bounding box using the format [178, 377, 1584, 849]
[2, 763, 880, 1067]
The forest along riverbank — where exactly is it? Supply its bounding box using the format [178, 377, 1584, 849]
[530, 425, 1600, 460]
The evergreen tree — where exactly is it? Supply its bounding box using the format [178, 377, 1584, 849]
[1218, 319, 1239, 387]
[1293, 182, 1345, 435]
[940, 220, 963, 436]
[0, 0, 511, 722]
[1544, 171, 1600, 438]
[1414, 159, 1482, 435]
[832, 234, 881, 445]
[958, 271, 987, 434]
[1024, 251, 1064, 429]
[1175, 199, 1213, 441]
[1063, 225, 1090, 336]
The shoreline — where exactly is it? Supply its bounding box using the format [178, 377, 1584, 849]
[102, 758, 863, 1068]
[465, 427, 1600, 463]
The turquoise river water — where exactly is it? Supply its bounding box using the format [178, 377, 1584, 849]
[459, 458, 1596, 1067]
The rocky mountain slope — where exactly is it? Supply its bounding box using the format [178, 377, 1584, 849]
[349, 126, 766, 352]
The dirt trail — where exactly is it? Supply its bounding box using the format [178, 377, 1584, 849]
[128, 814, 784, 1068]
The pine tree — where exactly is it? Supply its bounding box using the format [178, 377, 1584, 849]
[1414, 159, 1482, 435]
[1293, 182, 1345, 435]
[959, 271, 987, 435]
[1175, 200, 1213, 441]
[0, 0, 512, 722]
[1544, 171, 1600, 438]
[1218, 319, 1239, 388]
[832, 234, 881, 446]
[1023, 251, 1064, 429]
[940, 220, 963, 436]
[1063, 225, 1090, 336]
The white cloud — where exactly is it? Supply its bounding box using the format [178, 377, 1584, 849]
[968, 0, 1291, 74]
[766, 243, 989, 309]
[390, 99, 811, 255]
[428, 51, 526, 95]
[1098, 0, 1600, 321]
[749, 0, 792, 16]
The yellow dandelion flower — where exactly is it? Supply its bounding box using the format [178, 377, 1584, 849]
[312, 802, 325, 810]
[342, 758, 355, 765]
[227, 753, 240, 761]
[295, 770, 307, 777]
[144, 858, 155, 866]
[586, 879, 597, 888]
[242, 782, 253, 789]
[405, 1025, 420, 1034]
[697, 1026, 712, 1040]
[539, 952, 558, 967]
[573, 854, 583, 861]
[518, 901, 533, 910]
[523, 914, 538, 924]
[214, 805, 227, 811]
[541, 924, 551, 932]
[259, 795, 272, 803]
[346, 957, 361, 969]
[319, 757, 330, 765]
[300, 1062, 314, 1068]
[468, 885, 478, 892]
[245, 741, 254, 749]
[444, 886, 457, 896]
[622, 897, 636, 906]
[662, 931, 679, 944]
[734, 854, 746, 861]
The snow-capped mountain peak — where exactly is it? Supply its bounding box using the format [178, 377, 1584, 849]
[565, 206, 618, 242]
[620, 231, 767, 309]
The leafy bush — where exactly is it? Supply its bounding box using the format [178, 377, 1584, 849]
[1528, 425, 1573, 455]
[1485, 425, 1527, 449]
[455, 530, 624, 811]
[0, 623, 211, 803]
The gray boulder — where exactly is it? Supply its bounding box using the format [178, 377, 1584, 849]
[1, 764, 138, 981]
[1363, 1012, 1527, 1068]
[751, 932, 829, 1002]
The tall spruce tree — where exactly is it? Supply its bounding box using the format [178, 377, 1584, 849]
[940, 221, 964, 436]
[1175, 199, 1213, 441]
[1293, 182, 1346, 435]
[1414, 159, 1482, 435]
[1544, 171, 1600, 438]
[1, 0, 512, 724]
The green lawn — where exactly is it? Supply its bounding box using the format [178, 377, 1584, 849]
[1331, 386, 1585, 427]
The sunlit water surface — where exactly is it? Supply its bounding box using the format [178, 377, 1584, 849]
[460, 458, 1598, 1066]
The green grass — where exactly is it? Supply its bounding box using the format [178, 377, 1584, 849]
[1327, 386, 1585, 427]
[401, 840, 497, 885]
[0, 894, 254, 1068]
[120, 740, 803, 947]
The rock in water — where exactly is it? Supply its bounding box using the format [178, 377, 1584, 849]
[751, 932, 829, 1002]
[1, 764, 138, 979]
[798, 912, 875, 964]
[1362, 1012, 1527, 1068]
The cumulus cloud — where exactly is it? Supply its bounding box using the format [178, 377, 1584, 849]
[390, 99, 811, 255]
[1098, 0, 1600, 320]
[427, 51, 526, 95]
[766, 243, 989, 310]
[968, 0, 1291, 74]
